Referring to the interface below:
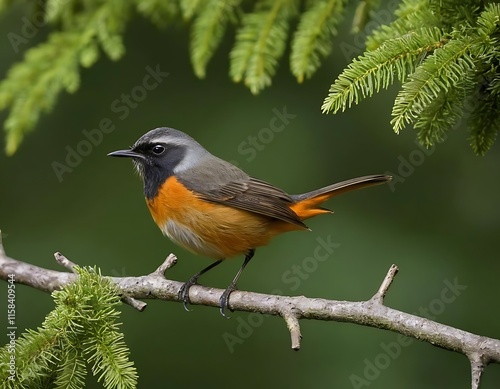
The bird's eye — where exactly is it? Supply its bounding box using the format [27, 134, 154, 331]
[151, 145, 165, 155]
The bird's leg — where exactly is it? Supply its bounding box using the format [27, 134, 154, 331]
[178, 259, 223, 311]
[220, 249, 255, 318]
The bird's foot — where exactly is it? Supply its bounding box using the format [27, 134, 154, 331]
[178, 279, 198, 312]
[219, 284, 237, 318]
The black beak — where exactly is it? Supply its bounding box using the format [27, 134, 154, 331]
[107, 149, 146, 160]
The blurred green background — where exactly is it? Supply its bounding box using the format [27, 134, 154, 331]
[1, 2, 500, 388]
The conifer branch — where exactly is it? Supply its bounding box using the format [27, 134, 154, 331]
[321, 27, 446, 114]
[180, 0, 203, 20]
[290, 0, 345, 83]
[135, 0, 179, 27]
[2, 0, 498, 155]
[366, 0, 437, 50]
[1, 244, 499, 388]
[0, 260, 137, 388]
[0, 1, 131, 155]
[390, 37, 475, 133]
[229, 0, 298, 94]
[190, 0, 240, 78]
[323, 1, 500, 154]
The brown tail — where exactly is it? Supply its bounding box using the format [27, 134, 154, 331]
[290, 174, 391, 220]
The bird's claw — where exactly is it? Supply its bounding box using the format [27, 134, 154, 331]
[219, 285, 236, 318]
[178, 281, 195, 312]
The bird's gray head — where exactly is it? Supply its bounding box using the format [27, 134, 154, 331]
[107, 127, 210, 199]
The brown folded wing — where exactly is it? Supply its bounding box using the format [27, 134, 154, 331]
[190, 177, 307, 228]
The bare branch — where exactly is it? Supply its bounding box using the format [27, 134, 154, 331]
[1, 246, 499, 388]
[121, 295, 147, 312]
[120, 253, 177, 311]
[469, 353, 485, 389]
[0, 230, 5, 257]
[282, 311, 302, 351]
[150, 253, 178, 277]
[371, 263, 399, 304]
[54, 252, 78, 273]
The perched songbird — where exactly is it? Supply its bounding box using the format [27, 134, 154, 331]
[108, 127, 391, 316]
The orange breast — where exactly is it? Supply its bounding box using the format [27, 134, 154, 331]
[146, 176, 292, 259]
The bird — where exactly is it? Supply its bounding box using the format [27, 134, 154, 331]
[108, 127, 391, 316]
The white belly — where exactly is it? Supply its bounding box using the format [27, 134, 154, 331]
[161, 219, 225, 258]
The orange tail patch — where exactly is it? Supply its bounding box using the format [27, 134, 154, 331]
[290, 194, 333, 221]
[289, 175, 391, 221]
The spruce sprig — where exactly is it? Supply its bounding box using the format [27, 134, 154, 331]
[0, 267, 137, 389]
[323, 1, 500, 154]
